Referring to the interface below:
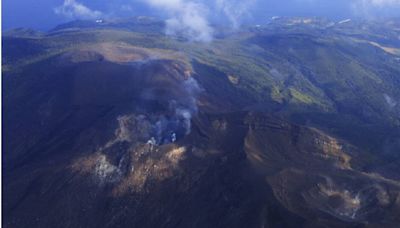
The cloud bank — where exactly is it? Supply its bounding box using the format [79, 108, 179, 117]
[55, 0, 102, 20]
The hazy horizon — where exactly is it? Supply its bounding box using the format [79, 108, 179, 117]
[3, 0, 400, 31]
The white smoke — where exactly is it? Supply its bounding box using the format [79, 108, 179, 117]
[215, 0, 257, 29]
[138, 74, 201, 145]
[55, 0, 102, 20]
[383, 94, 397, 109]
[152, 77, 201, 144]
[144, 0, 213, 42]
[176, 108, 193, 135]
[142, 0, 257, 42]
[54, 0, 258, 41]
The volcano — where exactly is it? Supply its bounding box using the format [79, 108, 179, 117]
[3, 18, 400, 227]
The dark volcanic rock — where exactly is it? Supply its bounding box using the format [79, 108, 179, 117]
[3, 19, 400, 228]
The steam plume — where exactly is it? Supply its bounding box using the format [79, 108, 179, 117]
[144, 0, 213, 42]
[215, 0, 257, 29]
[149, 77, 201, 145]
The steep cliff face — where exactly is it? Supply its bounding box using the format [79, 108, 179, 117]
[242, 113, 400, 226]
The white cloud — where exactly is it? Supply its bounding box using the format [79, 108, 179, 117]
[55, 0, 102, 20]
[144, 0, 213, 42]
[368, 0, 400, 6]
[352, 0, 400, 17]
[215, 0, 256, 29]
[357, 0, 400, 8]
[142, 0, 258, 42]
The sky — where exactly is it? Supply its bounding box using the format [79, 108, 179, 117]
[3, 0, 400, 31]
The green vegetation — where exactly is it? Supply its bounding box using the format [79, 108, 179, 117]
[3, 19, 400, 156]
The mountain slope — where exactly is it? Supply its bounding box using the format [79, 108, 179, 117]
[3, 18, 400, 227]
